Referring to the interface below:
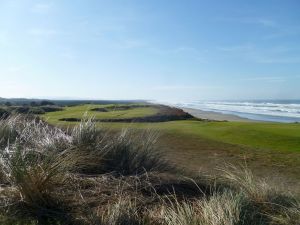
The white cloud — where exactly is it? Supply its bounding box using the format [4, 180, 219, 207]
[7, 66, 22, 73]
[149, 46, 208, 63]
[217, 17, 277, 28]
[241, 75, 300, 82]
[152, 85, 220, 91]
[244, 18, 277, 27]
[263, 26, 300, 39]
[254, 56, 300, 64]
[217, 44, 300, 64]
[0, 32, 9, 47]
[217, 44, 253, 52]
[28, 28, 59, 37]
[118, 39, 147, 49]
[31, 3, 52, 13]
[61, 52, 76, 60]
[241, 76, 285, 82]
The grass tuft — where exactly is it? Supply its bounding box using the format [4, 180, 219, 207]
[100, 129, 174, 176]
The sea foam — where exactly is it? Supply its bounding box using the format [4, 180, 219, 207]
[173, 100, 300, 123]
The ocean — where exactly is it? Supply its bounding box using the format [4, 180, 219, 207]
[173, 100, 300, 123]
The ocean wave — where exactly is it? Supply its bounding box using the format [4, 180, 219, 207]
[175, 101, 300, 120]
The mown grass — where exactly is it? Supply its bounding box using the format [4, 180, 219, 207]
[0, 115, 299, 225]
[160, 121, 300, 153]
[42, 104, 159, 124]
[88, 121, 300, 153]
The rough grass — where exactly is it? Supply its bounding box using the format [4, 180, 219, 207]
[0, 115, 299, 225]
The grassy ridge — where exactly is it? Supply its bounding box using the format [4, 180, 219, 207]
[42, 104, 159, 124]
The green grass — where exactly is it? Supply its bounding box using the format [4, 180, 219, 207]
[42, 104, 300, 185]
[160, 121, 300, 153]
[43, 104, 300, 153]
[81, 120, 300, 153]
[42, 104, 159, 124]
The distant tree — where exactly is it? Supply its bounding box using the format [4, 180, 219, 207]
[5, 102, 12, 106]
[30, 101, 38, 107]
[14, 106, 30, 114]
[40, 100, 55, 106]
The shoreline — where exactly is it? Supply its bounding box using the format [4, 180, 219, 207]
[181, 107, 256, 122]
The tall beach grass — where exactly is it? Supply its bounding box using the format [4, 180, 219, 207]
[0, 115, 299, 224]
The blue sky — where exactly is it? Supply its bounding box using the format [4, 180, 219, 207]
[0, 0, 300, 101]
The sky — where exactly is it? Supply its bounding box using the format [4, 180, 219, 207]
[0, 0, 300, 101]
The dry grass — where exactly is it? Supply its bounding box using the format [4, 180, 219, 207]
[0, 115, 19, 148]
[162, 191, 242, 225]
[0, 115, 299, 225]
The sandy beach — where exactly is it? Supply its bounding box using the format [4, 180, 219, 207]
[182, 107, 254, 122]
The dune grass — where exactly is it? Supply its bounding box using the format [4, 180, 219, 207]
[0, 115, 299, 224]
